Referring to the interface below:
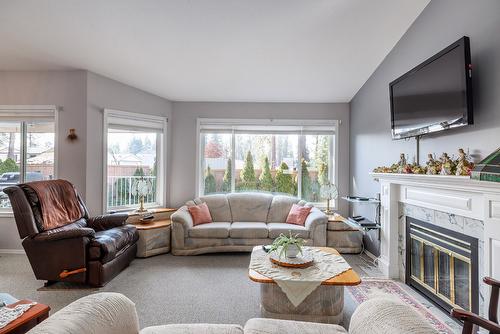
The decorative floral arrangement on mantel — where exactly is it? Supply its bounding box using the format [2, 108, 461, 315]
[373, 148, 474, 176]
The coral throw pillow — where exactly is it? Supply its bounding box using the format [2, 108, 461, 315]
[188, 202, 213, 226]
[286, 204, 312, 226]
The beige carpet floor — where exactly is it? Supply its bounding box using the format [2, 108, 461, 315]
[0, 251, 458, 331]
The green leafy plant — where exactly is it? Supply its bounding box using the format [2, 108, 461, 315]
[269, 232, 305, 259]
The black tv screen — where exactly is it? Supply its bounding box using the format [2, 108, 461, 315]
[390, 36, 473, 139]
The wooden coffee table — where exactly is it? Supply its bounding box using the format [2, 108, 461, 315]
[0, 300, 50, 334]
[249, 247, 361, 324]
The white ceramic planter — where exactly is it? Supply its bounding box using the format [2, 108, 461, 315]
[286, 244, 300, 258]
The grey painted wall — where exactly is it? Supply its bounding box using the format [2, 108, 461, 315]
[0, 70, 87, 250]
[350, 0, 500, 254]
[0, 70, 172, 250]
[170, 102, 350, 215]
[85, 72, 172, 215]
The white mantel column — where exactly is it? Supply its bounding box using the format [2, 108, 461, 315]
[378, 181, 400, 278]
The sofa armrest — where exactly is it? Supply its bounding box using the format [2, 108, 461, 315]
[26, 292, 140, 334]
[33, 227, 95, 242]
[349, 297, 439, 334]
[304, 208, 327, 230]
[87, 213, 128, 231]
[171, 206, 193, 236]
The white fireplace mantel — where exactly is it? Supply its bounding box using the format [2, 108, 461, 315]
[370, 173, 500, 296]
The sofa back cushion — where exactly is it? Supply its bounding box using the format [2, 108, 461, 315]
[192, 194, 232, 222]
[267, 195, 303, 223]
[227, 193, 273, 222]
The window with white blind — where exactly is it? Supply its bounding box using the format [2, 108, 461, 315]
[197, 119, 338, 208]
[0, 106, 57, 210]
[103, 109, 167, 212]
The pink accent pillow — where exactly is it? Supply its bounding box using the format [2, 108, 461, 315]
[188, 202, 213, 226]
[286, 204, 312, 226]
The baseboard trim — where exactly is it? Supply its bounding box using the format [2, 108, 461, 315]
[0, 249, 25, 255]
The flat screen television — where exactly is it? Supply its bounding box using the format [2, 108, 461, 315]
[390, 36, 473, 139]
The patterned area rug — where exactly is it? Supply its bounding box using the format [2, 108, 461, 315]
[346, 279, 459, 334]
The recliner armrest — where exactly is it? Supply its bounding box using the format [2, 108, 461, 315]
[34, 227, 95, 242]
[87, 213, 129, 231]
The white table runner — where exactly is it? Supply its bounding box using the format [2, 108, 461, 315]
[249, 246, 352, 307]
[0, 302, 37, 329]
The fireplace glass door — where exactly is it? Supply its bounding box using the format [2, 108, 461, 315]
[407, 218, 478, 314]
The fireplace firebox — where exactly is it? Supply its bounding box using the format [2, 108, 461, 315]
[406, 217, 479, 314]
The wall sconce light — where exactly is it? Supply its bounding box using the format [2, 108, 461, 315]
[67, 128, 78, 141]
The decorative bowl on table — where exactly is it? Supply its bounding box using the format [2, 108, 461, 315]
[269, 250, 314, 268]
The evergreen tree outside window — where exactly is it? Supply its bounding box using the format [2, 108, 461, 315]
[198, 119, 337, 208]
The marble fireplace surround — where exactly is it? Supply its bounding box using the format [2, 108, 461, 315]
[370, 173, 500, 315]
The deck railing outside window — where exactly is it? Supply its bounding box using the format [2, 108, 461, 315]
[107, 175, 157, 209]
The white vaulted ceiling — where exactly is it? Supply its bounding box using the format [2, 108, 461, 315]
[0, 0, 430, 102]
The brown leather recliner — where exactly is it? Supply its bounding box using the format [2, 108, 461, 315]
[5, 182, 139, 287]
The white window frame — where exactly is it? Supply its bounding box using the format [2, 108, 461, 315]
[0, 105, 59, 216]
[103, 109, 168, 213]
[196, 118, 339, 209]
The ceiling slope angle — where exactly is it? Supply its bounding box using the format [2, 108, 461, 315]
[0, 0, 430, 102]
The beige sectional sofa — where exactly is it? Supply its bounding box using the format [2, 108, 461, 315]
[171, 192, 328, 255]
[26, 292, 439, 334]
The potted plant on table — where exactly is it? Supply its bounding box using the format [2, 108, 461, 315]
[269, 232, 305, 259]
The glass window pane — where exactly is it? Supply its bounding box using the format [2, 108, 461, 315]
[26, 121, 55, 181]
[202, 133, 232, 195]
[0, 122, 21, 208]
[235, 134, 272, 192]
[273, 134, 298, 196]
[302, 134, 332, 203]
[107, 129, 158, 209]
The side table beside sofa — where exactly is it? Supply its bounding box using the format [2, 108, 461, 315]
[326, 214, 363, 254]
[127, 208, 176, 258]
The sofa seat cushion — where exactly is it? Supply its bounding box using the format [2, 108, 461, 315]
[89, 225, 138, 263]
[141, 324, 243, 334]
[230, 222, 268, 239]
[244, 318, 347, 334]
[188, 222, 230, 239]
[267, 223, 309, 239]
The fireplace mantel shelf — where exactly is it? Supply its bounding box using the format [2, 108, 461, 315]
[370, 172, 500, 194]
